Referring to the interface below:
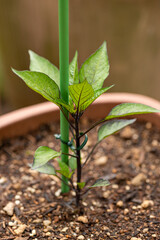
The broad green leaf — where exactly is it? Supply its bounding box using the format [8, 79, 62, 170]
[69, 157, 77, 171]
[32, 146, 61, 169]
[57, 161, 73, 178]
[69, 80, 94, 112]
[33, 163, 56, 175]
[13, 70, 60, 102]
[29, 50, 60, 87]
[79, 42, 109, 91]
[90, 179, 110, 188]
[106, 103, 160, 120]
[69, 51, 79, 85]
[77, 182, 86, 189]
[98, 119, 136, 142]
[56, 170, 73, 178]
[55, 99, 76, 114]
[82, 85, 114, 111]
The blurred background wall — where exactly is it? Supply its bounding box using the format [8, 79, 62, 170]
[0, 0, 160, 114]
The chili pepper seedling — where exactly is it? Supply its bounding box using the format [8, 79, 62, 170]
[13, 41, 160, 207]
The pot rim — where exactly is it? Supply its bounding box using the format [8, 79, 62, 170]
[0, 93, 160, 140]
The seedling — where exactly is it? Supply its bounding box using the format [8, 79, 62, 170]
[12, 42, 159, 207]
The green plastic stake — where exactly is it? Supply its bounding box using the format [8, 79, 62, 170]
[58, 0, 70, 193]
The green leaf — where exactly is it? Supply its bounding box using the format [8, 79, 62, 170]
[69, 157, 77, 171]
[82, 85, 114, 111]
[55, 99, 76, 114]
[57, 160, 73, 179]
[69, 80, 94, 112]
[98, 119, 136, 142]
[12, 70, 60, 102]
[79, 42, 109, 91]
[32, 146, 61, 169]
[33, 163, 56, 175]
[29, 50, 60, 87]
[106, 103, 160, 120]
[69, 51, 79, 85]
[90, 178, 110, 188]
[77, 182, 86, 189]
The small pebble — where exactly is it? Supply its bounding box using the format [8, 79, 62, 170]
[125, 185, 130, 191]
[103, 191, 110, 198]
[152, 234, 156, 238]
[15, 195, 21, 200]
[14, 224, 27, 235]
[131, 173, 146, 186]
[130, 238, 142, 240]
[30, 229, 36, 236]
[77, 235, 85, 240]
[43, 220, 51, 226]
[152, 139, 158, 146]
[124, 208, 129, 215]
[112, 184, 119, 189]
[120, 126, 133, 139]
[82, 201, 87, 206]
[94, 156, 108, 166]
[146, 122, 152, 129]
[143, 228, 148, 233]
[92, 200, 101, 207]
[3, 202, 15, 216]
[27, 186, 35, 193]
[39, 197, 45, 203]
[8, 221, 17, 227]
[150, 215, 155, 218]
[15, 200, 20, 205]
[33, 219, 42, 223]
[77, 216, 88, 224]
[0, 177, 7, 184]
[55, 189, 61, 197]
[61, 227, 68, 232]
[132, 206, 137, 210]
[116, 200, 123, 208]
[45, 232, 51, 236]
[141, 200, 154, 209]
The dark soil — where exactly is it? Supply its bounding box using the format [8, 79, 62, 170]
[0, 120, 160, 240]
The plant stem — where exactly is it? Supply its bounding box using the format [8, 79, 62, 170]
[59, 0, 69, 193]
[79, 119, 102, 139]
[75, 115, 81, 206]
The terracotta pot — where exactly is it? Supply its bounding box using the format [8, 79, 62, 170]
[0, 93, 160, 140]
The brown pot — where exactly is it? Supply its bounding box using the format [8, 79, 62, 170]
[0, 93, 160, 140]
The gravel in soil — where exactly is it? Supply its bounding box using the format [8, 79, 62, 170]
[0, 120, 160, 240]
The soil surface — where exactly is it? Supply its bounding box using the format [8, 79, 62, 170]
[0, 120, 160, 240]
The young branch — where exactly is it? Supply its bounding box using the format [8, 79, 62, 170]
[82, 142, 100, 167]
[79, 119, 103, 139]
[62, 152, 78, 158]
[81, 187, 92, 197]
[69, 178, 78, 194]
[79, 117, 112, 139]
[55, 174, 70, 188]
